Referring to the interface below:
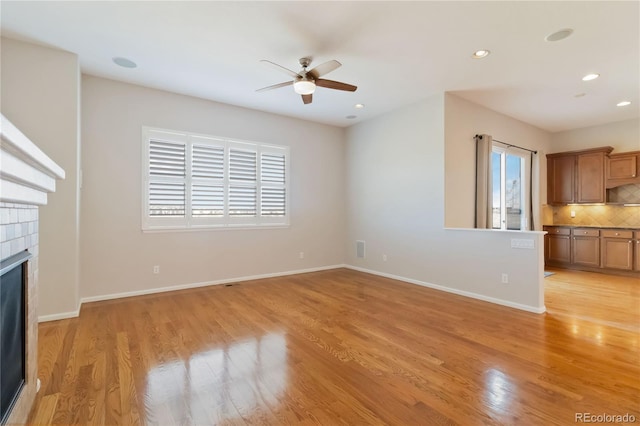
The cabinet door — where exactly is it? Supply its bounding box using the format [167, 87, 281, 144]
[635, 239, 640, 272]
[577, 151, 605, 203]
[572, 236, 600, 267]
[547, 156, 575, 204]
[601, 238, 634, 270]
[546, 235, 571, 264]
[607, 154, 638, 180]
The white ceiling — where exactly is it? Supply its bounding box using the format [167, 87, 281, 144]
[2, 1, 638, 132]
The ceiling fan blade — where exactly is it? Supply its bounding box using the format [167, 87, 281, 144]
[302, 94, 313, 104]
[316, 79, 357, 92]
[308, 60, 341, 79]
[256, 81, 293, 92]
[260, 60, 300, 78]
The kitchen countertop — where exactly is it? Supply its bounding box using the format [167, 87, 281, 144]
[544, 224, 640, 230]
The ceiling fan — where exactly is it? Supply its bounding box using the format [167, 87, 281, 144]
[256, 57, 357, 104]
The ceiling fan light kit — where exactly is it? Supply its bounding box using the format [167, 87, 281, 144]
[293, 78, 316, 95]
[258, 57, 357, 104]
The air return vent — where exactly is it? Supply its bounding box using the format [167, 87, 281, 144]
[356, 240, 366, 258]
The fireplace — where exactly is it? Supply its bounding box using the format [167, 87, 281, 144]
[0, 250, 31, 425]
[1, 114, 65, 424]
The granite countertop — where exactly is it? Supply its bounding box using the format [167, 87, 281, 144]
[544, 224, 640, 231]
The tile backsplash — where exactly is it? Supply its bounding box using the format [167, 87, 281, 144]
[607, 184, 640, 204]
[550, 204, 640, 227]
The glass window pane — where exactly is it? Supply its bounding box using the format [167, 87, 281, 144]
[505, 155, 522, 230]
[492, 152, 501, 229]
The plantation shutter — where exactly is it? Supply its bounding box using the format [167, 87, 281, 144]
[148, 139, 186, 217]
[260, 152, 286, 217]
[191, 144, 224, 217]
[229, 148, 257, 217]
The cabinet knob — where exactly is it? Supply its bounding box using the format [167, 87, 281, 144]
[615, 232, 620, 236]
[584, 231, 588, 234]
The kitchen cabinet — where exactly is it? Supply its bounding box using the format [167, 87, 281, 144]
[606, 151, 640, 188]
[601, 230, 634, 271]
[635, 232, 640, 272]
[544, 227, 571, 264]
[547, 156, 575, 204]
[547, 147, 612, 205]
[577, 151, 607, 203]
[572, 228, 600, 267]
[544, 226, 639, 276]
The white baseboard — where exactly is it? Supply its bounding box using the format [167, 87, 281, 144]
[38, 308, 80, 323]
[345, 264, 546, 314]
[38, 264, 345, 322]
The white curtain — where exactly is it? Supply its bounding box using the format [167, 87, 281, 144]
[475, 134, 492, 229]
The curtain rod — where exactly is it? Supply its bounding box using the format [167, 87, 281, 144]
[475, 135, 538, 154]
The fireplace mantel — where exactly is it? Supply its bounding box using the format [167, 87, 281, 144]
[1, 114, 64, 425]
[1, 114, 65, 205]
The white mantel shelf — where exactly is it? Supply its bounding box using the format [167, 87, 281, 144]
[0, 114, 65, 205]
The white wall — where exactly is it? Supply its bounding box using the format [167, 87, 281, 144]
[444, 93, 552, 229]
[80, 76, 346, 300]
[1, 37, 81, 318]
[345, 95, 545, 313]
[550, 118, 639, 153]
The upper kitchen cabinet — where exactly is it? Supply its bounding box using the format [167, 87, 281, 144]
[606, 151, 640, 188]
[547, 147, 613, 205]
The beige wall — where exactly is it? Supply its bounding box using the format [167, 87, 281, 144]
[550, 118, 639, 154]
[1, 37, 81, 318]
[80, 75, 346, 300]
[345, 95, 545, 313]
[444, 93, 552, 229]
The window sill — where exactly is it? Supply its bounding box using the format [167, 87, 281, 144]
[142, 224, 290, 233]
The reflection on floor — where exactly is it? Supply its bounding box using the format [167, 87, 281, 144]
[544, 267, 640, 332]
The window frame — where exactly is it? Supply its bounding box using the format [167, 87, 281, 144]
[491, 144, 530, 231]
[142, 126, 290, 232]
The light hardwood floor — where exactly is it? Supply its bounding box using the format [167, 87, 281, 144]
[29, 268, 639, 425]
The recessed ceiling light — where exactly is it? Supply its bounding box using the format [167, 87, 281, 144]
[574, 93, 586, 98]
[472, 50, 490, 59]
[113, 57, 137, 68]
[346, 115, 357, 119]
[582, 73, 599, 81]
[545, 28, 574, 42]
[617, 101, 631, 107]
[354, 103, 365, 109]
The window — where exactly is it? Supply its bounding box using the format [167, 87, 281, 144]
[491, 145, 530, 230]
[142, 127, 289, 230]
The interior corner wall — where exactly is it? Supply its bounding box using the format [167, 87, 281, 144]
[80, 75, 346, 301]
[345, 94, 545, 313]
[550, 118, 640, 153]
[443, 93, 552, 230]
[1, 37, 81, 318]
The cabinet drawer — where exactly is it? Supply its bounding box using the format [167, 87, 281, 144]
[635, 231, 640, 239]
[573, 228, 600, 237]
[602, 230, 633, 239]
[545, 227, 570, 236]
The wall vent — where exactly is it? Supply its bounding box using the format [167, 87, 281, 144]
[356, 240, 366, 258]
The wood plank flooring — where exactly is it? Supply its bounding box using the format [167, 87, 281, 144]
[28, 268, 639, 425]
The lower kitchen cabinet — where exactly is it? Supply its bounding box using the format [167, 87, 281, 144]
[601, 230, 634, 270]
[544, 227, 571, 264]
[635, 232, 640, 272]
[544, 226, 639, 275]
[572, 228, 600, 267]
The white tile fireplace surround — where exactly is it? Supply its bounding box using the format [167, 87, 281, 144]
[0, 114, 64, 425]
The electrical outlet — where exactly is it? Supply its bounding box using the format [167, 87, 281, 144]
[153, 265, 160, 274]
[382, 254, 388, 261]
[501, 273, 508, 284]
[570, 210, 576, 218]
[299, 252, 304, 259]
